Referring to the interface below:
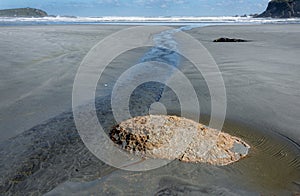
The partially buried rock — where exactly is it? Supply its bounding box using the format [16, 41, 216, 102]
[110, 115, 250, 166]
[213, 37, 248, 42]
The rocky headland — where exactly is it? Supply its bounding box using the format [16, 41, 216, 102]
[0, 7, 48, 17]
[256, 0, 300, 18]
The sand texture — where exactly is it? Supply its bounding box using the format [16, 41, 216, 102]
[0, 24, 299, 195]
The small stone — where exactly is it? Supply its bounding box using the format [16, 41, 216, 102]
[213, 37, 248, 42]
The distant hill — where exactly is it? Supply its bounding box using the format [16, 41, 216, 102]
[0, 7, 48, 17]
[256, 0, 300, 18]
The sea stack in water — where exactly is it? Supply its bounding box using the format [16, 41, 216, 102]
[110, 115, 250, 166]
[256, 0, 300, 18]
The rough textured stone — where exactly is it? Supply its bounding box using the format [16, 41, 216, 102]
[256, 0, 300, 18]
[213, 38, 248, 42]
[110, 115, 250, 166]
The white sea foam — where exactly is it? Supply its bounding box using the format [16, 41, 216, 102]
[1, 16, 300, 25]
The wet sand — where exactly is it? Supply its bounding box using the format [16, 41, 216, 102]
[0, 24, 299, 195]
[1, 24, 299, 144]
[0, 25, 129, 142]
[186, 24, 300, 144]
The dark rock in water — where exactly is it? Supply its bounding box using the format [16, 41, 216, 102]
[0, 7, 48, 18]
[213, 38, 248, 42]
[256, 0, 300, 18]
[250, 13, 259, 17]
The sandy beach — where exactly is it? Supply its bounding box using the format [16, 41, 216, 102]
[187, 25, 300, 144]
[0, 24, 299, 195]
[0, 25, 129, 141]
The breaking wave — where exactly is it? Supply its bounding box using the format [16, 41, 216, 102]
[1, 16, 300, 25]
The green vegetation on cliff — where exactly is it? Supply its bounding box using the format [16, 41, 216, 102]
[0, 7, 48, 17]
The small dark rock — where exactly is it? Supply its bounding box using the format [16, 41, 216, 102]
[213, 38, 248, 42]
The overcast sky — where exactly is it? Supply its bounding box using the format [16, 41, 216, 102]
[0, 0, 270, 17]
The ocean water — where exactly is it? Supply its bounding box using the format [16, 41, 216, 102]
[1, 16, 300, 26]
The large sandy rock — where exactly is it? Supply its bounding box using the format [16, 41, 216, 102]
[110, 115, 250, 166]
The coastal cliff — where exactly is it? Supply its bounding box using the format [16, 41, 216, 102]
[0, 7, 48, 17]
[256, 0, 300, 18]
